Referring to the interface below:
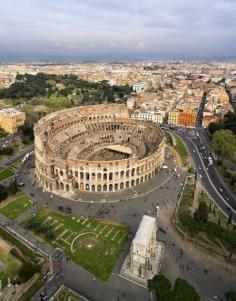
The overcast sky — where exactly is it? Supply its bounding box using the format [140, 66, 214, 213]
[1, 0, 236, 61]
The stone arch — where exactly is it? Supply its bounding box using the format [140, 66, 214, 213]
[103, 184, 107, 191]
[97, 185, 101, 192]
[66, 184, 70, 191]
[60, 182, 64, 190]
[120, 182, 124, 190]
[136, 178, 139, 185]
[126, 181, 130, 188]
[114, 183, 118, 190]
[131, 168, 135, 176]
[86, 184, 90, 191]
[109, 184, 113, 191]
[109, 172, 113, 180]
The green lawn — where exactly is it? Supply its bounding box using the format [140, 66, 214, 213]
[0, 195, 33, 220]
[0, 168, 14, 181]
[0, 227, 36, 260]
[0, 249, 22, 287]
[173, 134, 189, 165]
[21, 208, 129, 281]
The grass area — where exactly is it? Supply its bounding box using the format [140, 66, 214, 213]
[11, 159, 22, 169]
[53, 285, 89, 301]
[44, 96, 72, 112]
[21, 208, 129, 281]
[19, 275, 44, 301]
[178, 177, 195, 215]
[0, 168, 14, 181]
[0, 195, 33, 220]
[0, 227, 36, 260]
[0, 249, 22, 287]
[177, 178, 236, 255]
[173, 134, 189, 165]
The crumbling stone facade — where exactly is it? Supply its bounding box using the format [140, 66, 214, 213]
[34, 104, 165, 196]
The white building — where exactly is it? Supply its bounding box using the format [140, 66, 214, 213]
[133, 82, 145, 93]
[131, 111, 164, 124]
[126, 99, 135, 109]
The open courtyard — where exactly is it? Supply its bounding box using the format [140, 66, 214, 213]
[21, 208, 129, 281]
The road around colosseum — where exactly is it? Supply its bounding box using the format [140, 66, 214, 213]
[5, 155, 236, 301]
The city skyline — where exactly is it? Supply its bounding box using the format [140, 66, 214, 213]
[1, 0, 236, 61]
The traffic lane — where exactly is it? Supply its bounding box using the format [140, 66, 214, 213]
[181, 136, 236, 221]
[188, 134, 236, 208]
[0, 145, 34, 168]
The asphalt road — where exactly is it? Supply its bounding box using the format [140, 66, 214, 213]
[12, 156, 236, 301]
[0, 144, 34, 170]
[163, 125, 236, 222]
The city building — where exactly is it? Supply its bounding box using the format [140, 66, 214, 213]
[178, 108, 196, 127]
[0, 108, 25, 133]
[168, 111, 179, 125]
[131, 111, 164, 124]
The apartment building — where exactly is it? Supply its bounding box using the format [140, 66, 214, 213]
[0, 108, 26, 133]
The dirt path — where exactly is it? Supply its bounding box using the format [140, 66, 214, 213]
[0, 237, 12, 252]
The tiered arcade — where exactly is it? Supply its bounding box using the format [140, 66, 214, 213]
[34, 104, 165, 196]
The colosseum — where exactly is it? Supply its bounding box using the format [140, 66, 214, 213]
[34, 104, 165, 197]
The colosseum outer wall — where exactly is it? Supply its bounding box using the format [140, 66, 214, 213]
[34, 104, 165, 196]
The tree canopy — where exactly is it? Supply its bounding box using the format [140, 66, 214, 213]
[212, 129, 236, 160]
[148, 275, 200, 301]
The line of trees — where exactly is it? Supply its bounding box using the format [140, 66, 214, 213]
[0, 177, 18, 202]
[148, 274, 200, 301]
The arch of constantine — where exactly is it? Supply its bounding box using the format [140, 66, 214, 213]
[34, 104, 165, 196]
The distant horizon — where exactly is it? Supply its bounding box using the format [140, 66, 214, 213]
[1, 55, 236, 64]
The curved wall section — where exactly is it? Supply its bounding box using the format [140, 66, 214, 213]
[34, 104, 165, 196]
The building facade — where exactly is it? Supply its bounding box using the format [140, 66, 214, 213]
[177, 108, 196, 127]
[0, 108, 25, 133]
[34, 104, 165, 196]
[168, 111, 179, 125]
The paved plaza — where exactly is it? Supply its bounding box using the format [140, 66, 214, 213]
[0, 154, 234, 301]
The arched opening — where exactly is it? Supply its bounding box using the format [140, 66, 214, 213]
[86, 172, 90, 180]
[103, 173, 107, 180]
[120, 182, 124, 189]
[66, 184, 69, 191]
[103, 184, 107, 191]
[115, 183, 118, 190]
[97, 185, 101, 192]
[109, 173, 113, 180]
[80, 172, 84, 180]
[109, 184, 113, 191]
[131, 168, 135, 176]
[136, 178, 140, 185]
[60, 182, 64, 190]
[97, 173, 101, 179]
[126, 181, 129, 188]
[120, 171, 124, 178]
[86, 184, 90, 191]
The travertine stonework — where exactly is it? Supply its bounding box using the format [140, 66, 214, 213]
[34, 104, 165, 196]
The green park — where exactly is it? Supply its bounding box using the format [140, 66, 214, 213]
[21, 208, 129, 281]
[0, 193, 33, 220]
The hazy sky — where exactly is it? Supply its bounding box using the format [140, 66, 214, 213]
[1, 0, 236, 61]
